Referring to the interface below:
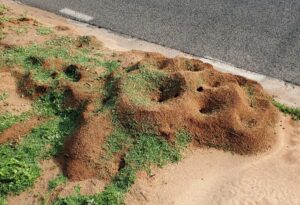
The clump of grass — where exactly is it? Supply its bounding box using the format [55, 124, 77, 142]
[1, 38, 111, 72]
[121, 66, 165, 105]
[11, 25, 29, 35]
[55, 125, 191, 204]
[125, 133, 182, 172]
[243, 85, 256, 107]
[0, 4, 8, 15]
[45, 36, 74, 47]
[0, 112, 29, 133]
[0, 91, 8, 101]
[77, 36, 91, 47]
[273, 100, 300, 120]
[99, 73, 121, 111]
[0, 196, 7, 205]
[0, 28, 5, 40]
[103, 61, 120, 74]
[174, 129, 192, 150]
[48, 174, 68, 190]
[0, 92, 81, 197]
[103, 128, 132, 156]
[0, 16, 11, 23]
[36, 26, 53, 35]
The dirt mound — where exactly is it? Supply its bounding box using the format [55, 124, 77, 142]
[62, 114, 115, 181]
[0, 117, 42, 144]
[116, 53, 278, 154]
[60, 52, 278, 181]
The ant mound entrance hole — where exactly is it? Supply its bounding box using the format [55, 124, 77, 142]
[158, 75, 186, 103]
[25, 56, 44, 66]
[35, 85, 47, 94]
[200, 97, 224, 114]
[197, 86, 204, 92]
[64, 65, 82, 82]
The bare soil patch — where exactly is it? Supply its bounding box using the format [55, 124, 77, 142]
[0, 71, 32, 114]
[0, 116, 42, 144]
[125, 117, 300, 205]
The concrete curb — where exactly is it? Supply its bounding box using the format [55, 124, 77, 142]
[74, 21, 300, 107]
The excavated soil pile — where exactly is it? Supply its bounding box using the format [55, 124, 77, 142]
[116, 53, 278, 154]
[64, 52, 278, 181]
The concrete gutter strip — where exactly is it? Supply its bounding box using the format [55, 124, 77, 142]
[4, 0, 300, 107]
[74, 21, 300, 107]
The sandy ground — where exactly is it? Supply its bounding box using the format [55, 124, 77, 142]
[7, 159, 105, 205]
[0, 71, 32, 114]
[126, 116, 300, 205]
[1, 1, 300, 205]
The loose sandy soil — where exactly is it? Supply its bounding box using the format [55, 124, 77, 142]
[0, 71, 32, 114]
[8, 159, 105, 205]
[0, 1, 299, 205]
[126, 116, 300, 205]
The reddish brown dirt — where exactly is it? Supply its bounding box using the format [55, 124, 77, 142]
[0, 117, 42, 144]
[62, 114, 115, 181]
[117, 54, 278, 154]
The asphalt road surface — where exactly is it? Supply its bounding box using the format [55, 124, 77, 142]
[17, 0, 300, 85]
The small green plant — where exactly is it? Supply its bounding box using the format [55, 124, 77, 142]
[122, 66, 165, 105]
[77, 36, 91, 47]
[103, 61, 120, 74]
[0, 28, 5, 40]
[103, 128, 133, 156]
[48, 174, 68, 190]
[36, 26, 53, 35]
[0, 16, 11, 23]
[0, 112, 29, 133]
[0, 196, 7, 205]
[243, 85, 256, 107]
[273, 100, 300, 120]
[1, 38, 106, 72]
[0, 4, 8, 15]
[0, 91, 8, 101]
[0, 92, 81, 197]
[45, 36, 74, 47]
[174, 129, 192, 150]
[11, 25, 29, 34]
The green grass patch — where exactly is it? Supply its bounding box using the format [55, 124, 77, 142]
[36, 26, 53, 35]
[11, 25, 29, 34]
[45, 36, 74, 47]
[0, 16, 11, 23]
[273, 100, 300, 120]
[48, 174, 68, 190]
[0, 196, 7, 205]
[121, 66, 165, 105]
[54, 126, 191, 204]
[103, 128, 132, 156]
[0, 4, 8, 15]
[1, 37, 117, 76]
[243, 85, 256, 107]
[174, 129, 192, 150]
[0, 91, 8, 101]
[0, 28, 5, 40]
[0, 92, 81, 197]
[0, 112, 29, 133]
